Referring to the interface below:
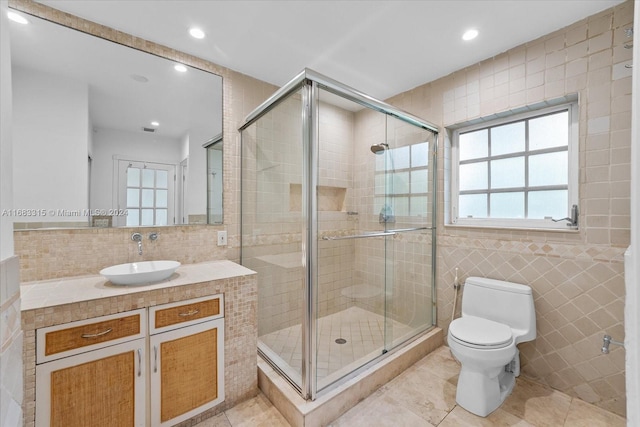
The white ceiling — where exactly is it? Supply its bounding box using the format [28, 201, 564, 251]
[37, 0, 625, 102]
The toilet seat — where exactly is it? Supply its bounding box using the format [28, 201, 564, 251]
[449, 316, 513, 349]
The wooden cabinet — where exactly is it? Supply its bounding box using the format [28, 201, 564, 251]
[35, 297, 224, 427]
[35, 310, 147, 427]
[149, 295, 225, 427]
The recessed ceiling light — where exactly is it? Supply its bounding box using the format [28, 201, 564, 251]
[7, 11, 29, 24]
[189, 27, 205, 39]
[462, 29, 479, 41]
[151, 121, 160, 127]
[174, 64, 188, 73]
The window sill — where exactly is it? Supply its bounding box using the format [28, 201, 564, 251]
[444, 222, 580, 233]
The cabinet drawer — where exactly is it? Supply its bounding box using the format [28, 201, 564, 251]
[150, 295, 223, 334]
[37, 309, 147, 364]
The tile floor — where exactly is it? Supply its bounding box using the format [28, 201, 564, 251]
[196, 346, 626, 427]
[259, 306, 415, 388]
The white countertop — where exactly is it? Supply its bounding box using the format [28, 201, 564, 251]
[21, 260, 256, 311]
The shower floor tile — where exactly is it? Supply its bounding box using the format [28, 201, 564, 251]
[259, 306, 416, 389]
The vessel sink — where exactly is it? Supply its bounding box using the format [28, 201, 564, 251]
[100, 260, 180, 285]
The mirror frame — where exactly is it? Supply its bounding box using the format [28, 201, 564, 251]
[9, 0, 229, 229]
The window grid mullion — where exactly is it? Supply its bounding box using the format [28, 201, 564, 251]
[487, 128, 492, 218]
[524, 118, 530, 218]
[153, 170, 157, 224]
[459, 184, 568, 195]
[459, 145, 567, 165]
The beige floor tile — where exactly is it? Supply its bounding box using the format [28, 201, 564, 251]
[194, 346, 625, 427]
[500, 377, 572, 426]
[329, 390, 434, 427]
[411, 345, 461, 383]
[194, 413, 232, 427]
[439, 406, 535, 426]
[223, 393, 290, 427]
[564, 398, 626, 427]
[378, 363, 457, 425]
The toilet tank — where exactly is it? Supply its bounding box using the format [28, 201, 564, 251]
[462, 277, 536, 343]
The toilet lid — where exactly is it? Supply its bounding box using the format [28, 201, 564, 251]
[449, 316, 513, 348]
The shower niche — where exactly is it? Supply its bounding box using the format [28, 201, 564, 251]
[240, 69, 438, 400]
[289, 184, 347, 212]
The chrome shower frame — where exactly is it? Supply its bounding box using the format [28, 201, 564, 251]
[240, 68, 439, 400]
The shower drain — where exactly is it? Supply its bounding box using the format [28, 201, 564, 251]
[335, 338, 347, 344]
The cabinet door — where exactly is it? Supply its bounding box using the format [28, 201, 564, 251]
[36, 339, 146, 427]
[150, 318, 225, 427]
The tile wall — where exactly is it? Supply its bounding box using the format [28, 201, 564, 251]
[14, 226, 227, 282]
[0, 256, 22, 427]
[385, 0, 633, 416]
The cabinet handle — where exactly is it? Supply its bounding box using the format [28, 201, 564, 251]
[154, 345, 158, 373]
[81, 328, 113, 339]
[137, 349, 142, 377]
[178, 309, 200, 317]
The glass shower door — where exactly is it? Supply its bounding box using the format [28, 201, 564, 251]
[383, 116, 436, 351]
[314, 87, 393, 393]
[240, 70, 438, 402]
[241, 88, 306, 391]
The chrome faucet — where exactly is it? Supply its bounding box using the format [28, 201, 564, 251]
[379, 204, 396, 224]
[131, 232, 143, 255]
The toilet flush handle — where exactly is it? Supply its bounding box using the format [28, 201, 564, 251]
[601, 334, 624, 354]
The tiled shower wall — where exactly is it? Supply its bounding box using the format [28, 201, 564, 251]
[245, 95, 361, 335]
[350, 108, 436, 328]
[385, 0, 633, 416]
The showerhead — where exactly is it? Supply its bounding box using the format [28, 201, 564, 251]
[370, 143, 389, 154]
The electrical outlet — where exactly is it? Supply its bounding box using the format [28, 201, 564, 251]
[217, 230, 227, 246]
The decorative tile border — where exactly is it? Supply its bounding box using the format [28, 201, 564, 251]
[440, 234, 626, 264]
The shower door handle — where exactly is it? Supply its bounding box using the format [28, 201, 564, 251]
[384, 226, 431, 233]
[322, 231, 396, 241]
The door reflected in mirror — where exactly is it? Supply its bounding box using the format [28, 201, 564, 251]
[206, 138, 223, 225]
[9, 9, 223, 229]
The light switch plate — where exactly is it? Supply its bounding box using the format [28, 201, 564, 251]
[217, 231, 227, 246]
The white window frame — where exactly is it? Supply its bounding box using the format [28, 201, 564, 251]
[113, 157, 176, 227]
[450, 101, 579, 231]
[374, 141, 431, 220]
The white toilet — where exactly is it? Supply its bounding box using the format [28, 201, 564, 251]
[448, 277, 536, 417]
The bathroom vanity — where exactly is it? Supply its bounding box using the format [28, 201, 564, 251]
[21, 261, 258, 427]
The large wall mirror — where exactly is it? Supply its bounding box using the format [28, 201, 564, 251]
[9, 9, 223, 228]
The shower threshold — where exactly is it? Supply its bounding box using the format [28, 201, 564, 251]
[258, 326, 443, 427]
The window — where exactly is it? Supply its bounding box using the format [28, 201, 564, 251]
[450, 102, 578, 230]
[116, 160, 175, 227]
[374, 141, 430, 219]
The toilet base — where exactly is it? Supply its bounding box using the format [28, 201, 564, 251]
[456, 363, 517, 417]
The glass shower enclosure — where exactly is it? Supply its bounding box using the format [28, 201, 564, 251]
[240, 69, 438, 400]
